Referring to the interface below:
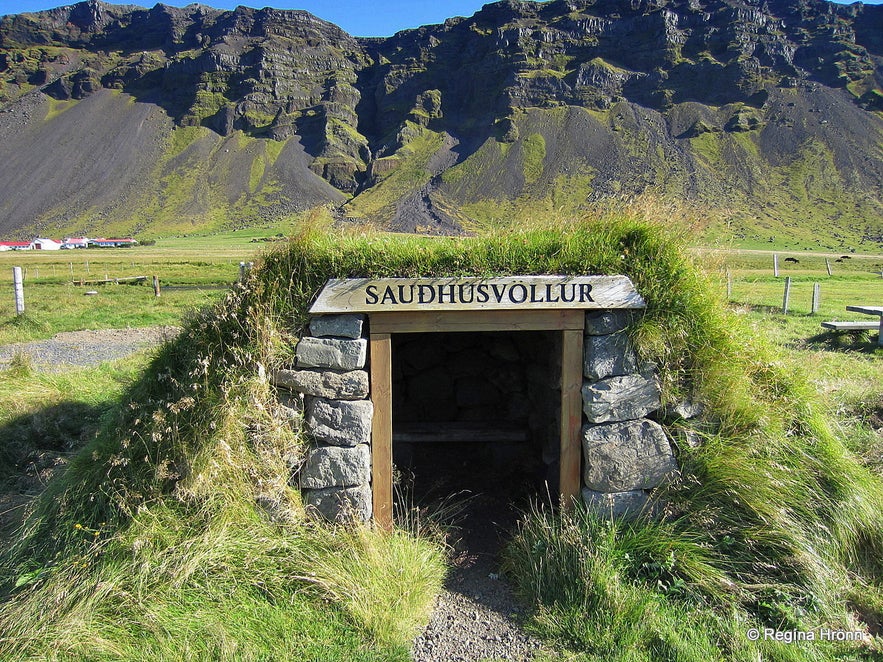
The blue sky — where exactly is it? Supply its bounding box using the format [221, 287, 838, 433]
[1, 0, 881, 37]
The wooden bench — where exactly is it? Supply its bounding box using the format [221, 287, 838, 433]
[822, 305, 883, 346]
[820, 321, 879, 331]
[393, 421, 529, 444]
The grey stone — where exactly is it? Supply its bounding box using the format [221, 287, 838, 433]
[582, 488, 649, 519]
[661, 399, 705, 421]
[583, 332, 639, 380]
[299, 443, 370, 488]
[305, 397, 373, 447]
[309, 314, 365, 339]
[274, 368, 369, 400]
[296, 337, 367, 371]
[585, 310, 635, 335]
[276, 390, 304, 422]
[582, 374, 661, 423]
[582, 418, 678, 491]
[489, 336, 520, 362]
[304, 484, 372, 522]
[673, 426, 704, 449]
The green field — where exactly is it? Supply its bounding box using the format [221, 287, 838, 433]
[0, 229, 287, 343]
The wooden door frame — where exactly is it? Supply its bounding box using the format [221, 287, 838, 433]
[369, 310, 584, 530]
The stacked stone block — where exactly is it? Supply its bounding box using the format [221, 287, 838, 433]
[581, 310, 678, 518]
[272, 314, 373, 522]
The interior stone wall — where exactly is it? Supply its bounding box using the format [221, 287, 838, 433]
[391, 331, 560, 499]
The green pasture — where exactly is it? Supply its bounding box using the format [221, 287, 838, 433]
[0, 230, 285, 343]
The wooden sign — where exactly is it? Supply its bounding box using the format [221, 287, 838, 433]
[310, 275, 645, 313]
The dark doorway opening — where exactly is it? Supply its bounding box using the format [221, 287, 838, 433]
[390, 331, 562, 531]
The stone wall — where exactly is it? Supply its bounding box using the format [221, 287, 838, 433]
[580, 310, 678, 518]
[272, 314, 374, 522]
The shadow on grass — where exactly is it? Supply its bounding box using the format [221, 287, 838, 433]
[802, 330, 882, 354]
[0, 401, 107, 485]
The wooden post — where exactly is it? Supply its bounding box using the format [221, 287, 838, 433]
[69, 262, 73, 278]
[152, 275, 161, 297]
[370, 333, 393, 530]
[12, 266, 24, 315]
[782, 276, 792, 314]
[825, 258, 832, 276]
[773, 254, 779, 277]
[560, 329, 583, 511]
[726, 269, 732, 301]
[85, 260, 89, 274]
[811, 283, 821, 315]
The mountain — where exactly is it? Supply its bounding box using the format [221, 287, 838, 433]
[0, 0, 881, 250]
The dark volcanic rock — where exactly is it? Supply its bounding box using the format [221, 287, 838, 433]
[0, 0, 881, 238]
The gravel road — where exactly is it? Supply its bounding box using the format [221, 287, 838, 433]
[0, 327, 179, 371]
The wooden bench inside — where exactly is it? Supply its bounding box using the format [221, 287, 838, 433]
[393, 421, 530, 443]
[820, 321, 879, 331]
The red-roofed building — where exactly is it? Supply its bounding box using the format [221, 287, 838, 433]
[0, 241, 31, 251]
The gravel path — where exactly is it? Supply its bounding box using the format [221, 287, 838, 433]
[412, 493, 551, 662]
[0, 327, 179, 371]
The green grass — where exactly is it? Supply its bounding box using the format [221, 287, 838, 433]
[0, 235, 288, 343]
[521, 133, 547, 185]
[0, 356, 148, 485]
[1, 215, 882, 660]
[498, 231, 883, 660]
[0, 233, 447, 658]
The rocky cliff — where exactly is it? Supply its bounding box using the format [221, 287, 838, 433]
[1, 0, 881, 248]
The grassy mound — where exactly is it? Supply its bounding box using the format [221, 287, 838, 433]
[1, 209, 881, 660]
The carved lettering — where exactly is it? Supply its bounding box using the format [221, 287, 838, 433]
[311, 276, 645, 314]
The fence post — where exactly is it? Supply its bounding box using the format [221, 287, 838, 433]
[811, 283, 821, 315]
[13, 266, 24, 315]
[153, 275, 161, 297]
[825, 258, 832, 277]
[782, 276, 792, 314]
[773, 253, 779, 277]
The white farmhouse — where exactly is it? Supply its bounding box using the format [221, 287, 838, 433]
[30, 238, 62, 250]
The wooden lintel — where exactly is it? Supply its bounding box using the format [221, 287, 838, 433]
[369, 309, 584, 334]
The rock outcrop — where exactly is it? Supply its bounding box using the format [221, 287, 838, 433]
[1, 0, 881, 244]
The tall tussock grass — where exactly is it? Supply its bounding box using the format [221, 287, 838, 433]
[1, 207, 881, 659]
